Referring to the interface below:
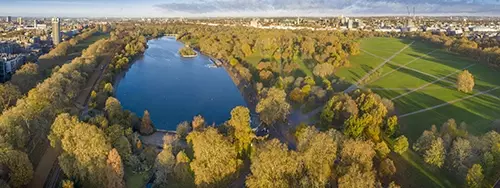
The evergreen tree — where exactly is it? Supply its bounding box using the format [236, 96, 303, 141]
[106, 148, 125, 188]
[140, 110, 154, 135]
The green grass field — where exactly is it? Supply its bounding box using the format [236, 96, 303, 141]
[336, 37, 500, 187]
[336, 37, 500, 141]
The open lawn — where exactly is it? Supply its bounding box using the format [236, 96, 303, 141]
[336, 37, 500, 141]
[336, 37, 500, 187]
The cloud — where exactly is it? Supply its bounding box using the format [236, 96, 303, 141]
[154, 0, 500, 16]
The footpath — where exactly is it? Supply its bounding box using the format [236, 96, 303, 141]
[27, 54, 112, 188]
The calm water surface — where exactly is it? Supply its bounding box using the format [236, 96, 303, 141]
[116, 37, 246, 130]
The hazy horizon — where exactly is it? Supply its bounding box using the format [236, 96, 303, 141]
[2, 0, 500, 18]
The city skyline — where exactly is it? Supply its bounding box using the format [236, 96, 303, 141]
[2, 0, 500, 17]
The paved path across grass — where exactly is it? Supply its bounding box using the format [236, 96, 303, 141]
[368, 86, 455, 91]
[399, 86, 500, 118]
[362, 49, 457, 86]
[364, 49, 438, 85]
[344, 41, 414, 93]
[391, 63, 477, 100]
[361, 49, 500, 101]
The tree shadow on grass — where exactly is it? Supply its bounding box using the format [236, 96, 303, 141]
[402, 38, 500, 90]
[384, 63, 452, 88]
[347, 70, 362, 82]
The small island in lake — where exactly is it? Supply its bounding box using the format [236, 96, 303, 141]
[179, 46, 198, 57]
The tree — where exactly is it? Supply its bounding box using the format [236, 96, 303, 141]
[457, 70, 474, 93]
[105, 97, 123, 125]
[385, 116, 398, 137]
[241, 43, 253, 57]
[104, 82, 114, 94]
[424, 138, 446, 168]
[289, 87, 306, 103]
[106, 148, 125, 188]
[413, 128, 437, 155]
[320, 93, 358, 129]
[154, 145, 176, 187]
[113, 136, 132, 163]
[259, 70, 273, 81]
[49, 114, 111, 187]
[375, 141, 391, 159]
[229, 57, 239, 66]
[296, 127, 338, 187]
[338, 164, 376, 188]
[0, 83, 21, 113]
[379, 158, 396, 178]
[140, 110, 154, 135]
[246, 139, 300, 188]
[61, 180, 74, 188]
[341, 139, 376, 171]
[10, 63, 39, 93]
[187, 128, 241, 186]
[466, 164, 484, 188]
[176, 121, 191, 140]
[227, 106, 255, 155]
[173, 151, 195, 188]
[256, 87, 291, 126]
[192, 115, 205, 131]
[393, 136, 409, 154]
[448, 138, 472, 175]
[0, 147, 33, 187]
[388, 181, 401, 188]
[343, 114, 371, 138]
[313, 63, 335, 78]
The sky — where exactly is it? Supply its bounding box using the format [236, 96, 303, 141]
[1, 0, 500, 17]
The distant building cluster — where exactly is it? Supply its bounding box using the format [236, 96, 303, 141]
[0, 16, 91, 82]
[0, 53, 26, 82]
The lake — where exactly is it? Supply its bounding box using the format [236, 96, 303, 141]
[115, 37, 246, 130]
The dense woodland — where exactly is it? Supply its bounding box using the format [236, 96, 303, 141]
[0, 23, 498, 188]
[170, 25, 364, 112]
[0, 28, 107, 116]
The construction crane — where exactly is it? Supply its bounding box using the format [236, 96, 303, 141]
[413, 7, 416, 19]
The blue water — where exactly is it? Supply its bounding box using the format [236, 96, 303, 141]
[115, 37, 246, 130]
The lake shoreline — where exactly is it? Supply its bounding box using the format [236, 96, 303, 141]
[116, 36, 249, 131]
